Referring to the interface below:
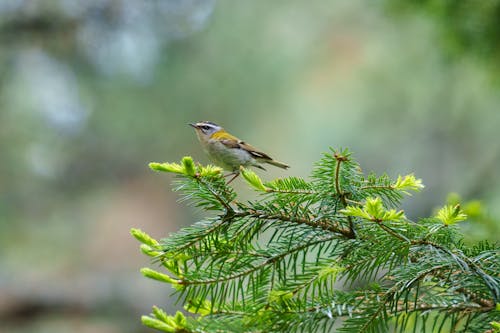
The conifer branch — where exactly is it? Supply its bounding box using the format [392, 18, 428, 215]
[180, 234, 340, 286]
[139, 150, 499, 333]
[360, 185, 394, 190]
[195, 176, 235, 215]
[265, 188, 320, 195]
[235, 210, 354, 239]
[411, 239, 500, 303]
[334, 152, 357, 238]
[159, 219, 228, 254]
[374, 220, 411, 243]
[333, 152, 346, 196]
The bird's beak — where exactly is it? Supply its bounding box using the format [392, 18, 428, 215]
[188, 123, 198, 128]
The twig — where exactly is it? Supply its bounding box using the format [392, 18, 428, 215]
[334, 152, 357, 238]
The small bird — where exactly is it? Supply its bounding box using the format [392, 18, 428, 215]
[189, 121, 289, 182]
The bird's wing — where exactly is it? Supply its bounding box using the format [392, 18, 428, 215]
[239, 142, 289, 169]
[219, 138, 272, 160]
[211, 130, 273, 160]
[237, 141, 272, 160]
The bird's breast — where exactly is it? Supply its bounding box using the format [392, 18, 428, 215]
[205, 140, 254, 171]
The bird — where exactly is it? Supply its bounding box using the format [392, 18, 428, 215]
[189, 121, 289, 183]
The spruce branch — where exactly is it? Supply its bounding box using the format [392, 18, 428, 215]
[136, 150, 499, 333]
[334, 151, 357, 238]
[234, 209, 354, 239]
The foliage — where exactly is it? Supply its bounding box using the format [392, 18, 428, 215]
[385, 0, 500, 77]
[133, 149, 499, 332]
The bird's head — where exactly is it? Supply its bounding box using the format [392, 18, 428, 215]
[189, 121, 223, 140]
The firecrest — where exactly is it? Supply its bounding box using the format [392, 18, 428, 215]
[189, 121, 289, 182]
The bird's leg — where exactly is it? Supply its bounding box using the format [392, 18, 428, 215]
[223, 170, 237, 178]
[225, 171, 240, 184]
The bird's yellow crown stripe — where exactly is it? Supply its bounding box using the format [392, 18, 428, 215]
[210, 130, 239, 141]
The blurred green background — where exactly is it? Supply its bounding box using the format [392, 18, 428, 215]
[1, 1, 499, 332]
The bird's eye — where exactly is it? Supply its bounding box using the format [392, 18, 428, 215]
[201, 126, 210, 131]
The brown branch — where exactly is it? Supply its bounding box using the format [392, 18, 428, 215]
[374, 220, 411, 243]
[360, 185, 394, 191]
[334, 152, 356, 238]
[238, 210, 354, 239]
[334, 152, 347, 196]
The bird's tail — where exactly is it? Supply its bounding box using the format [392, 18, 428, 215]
[266, 159, 290, 169]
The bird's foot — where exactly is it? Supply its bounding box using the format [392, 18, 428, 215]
[225, 172, 240, 184]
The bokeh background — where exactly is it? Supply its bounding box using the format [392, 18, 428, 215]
[1, 1, 499, 332]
